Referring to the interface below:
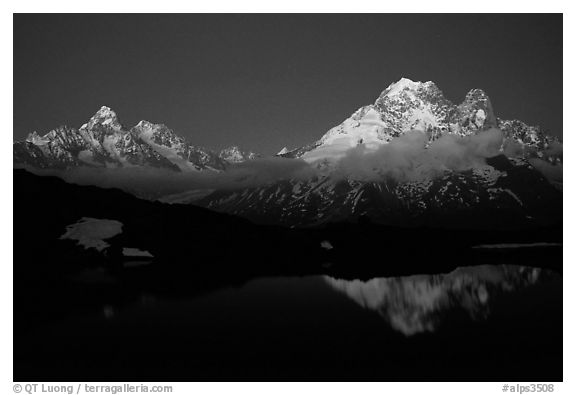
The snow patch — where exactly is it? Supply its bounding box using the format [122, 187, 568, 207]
[60, 217, 123, 252]
[475, 109, 486, 128]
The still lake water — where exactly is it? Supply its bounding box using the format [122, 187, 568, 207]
[17, 264, 562, 381]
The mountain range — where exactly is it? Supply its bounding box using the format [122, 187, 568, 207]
[197, 78, 562, 228]
[13, 106, 259, 171]
[13, 78, 562, 228]
[277, 78, 560, 162]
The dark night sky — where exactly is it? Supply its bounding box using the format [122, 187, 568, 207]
[14, 14, 562, 155]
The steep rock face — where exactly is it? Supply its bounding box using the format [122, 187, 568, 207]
[373, 79, 456, 138]
[131, 120, 227, 171]
[455, 89, 498, 134]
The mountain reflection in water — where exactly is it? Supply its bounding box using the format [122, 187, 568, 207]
[324, 265, 542, 336]
[15, 262, 562, 381]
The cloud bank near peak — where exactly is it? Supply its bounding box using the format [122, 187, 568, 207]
[22, 126, 562, 199]
[333, 128, 504, 182]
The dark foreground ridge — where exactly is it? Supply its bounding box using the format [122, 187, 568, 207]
[14, 169, 562, 381]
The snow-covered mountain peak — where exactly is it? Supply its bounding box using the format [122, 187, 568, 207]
[381, 77, 420, 96]
[297, 79, 454, 164]
[281, 78, 559, 171]
[382, 77, 418, 95]
[199, 78, 562, 227]
[81, 105, 123, 132]
[377, 78, 446, 105]
[378, 78, 440, 99]
[96, 105, 116, 116]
